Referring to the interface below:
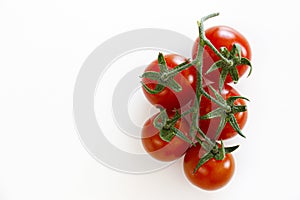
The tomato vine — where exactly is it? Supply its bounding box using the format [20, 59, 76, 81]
[140, 12, 252, 190]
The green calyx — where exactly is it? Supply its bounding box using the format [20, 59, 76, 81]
[193, 140, 239, 174]
[206, 43, 252, 92]
[141, 53, 192, 94]
[153, 109, 193, 144]
[200, 85, 249, 139]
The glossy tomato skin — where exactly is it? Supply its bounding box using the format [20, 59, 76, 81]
[142, 112, 191, 162]
[142, 54, 197, 111]
[183, 143, 235, 190]
[192, 26, 252, 84]
[199, 83, 248, 140]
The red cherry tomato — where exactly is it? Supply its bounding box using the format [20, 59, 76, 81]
[199, 83, 248, 140]
[142, 54, 197, 110]
[192, 26, 251, 84]
[183, 143, 235, 190]
[141, 112, 191, 162]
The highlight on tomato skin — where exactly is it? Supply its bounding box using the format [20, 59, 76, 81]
[192, 25, 252, 85]
[141, 54, 197, 111]
[183, 143, 235, 191]
[141, 112, 191, 162]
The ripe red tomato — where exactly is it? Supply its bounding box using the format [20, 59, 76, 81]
[141, 112, 191, 162]
[192, 26, 251, 84]
[142, 54, 197, 110]
[183, 143, 235, 190]
[199, 83, 248, 140]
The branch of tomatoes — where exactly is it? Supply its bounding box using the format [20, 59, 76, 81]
[140, 12, 252, 190]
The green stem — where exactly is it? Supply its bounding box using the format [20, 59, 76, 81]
[198, 13, 232, 66]
[162, 62, 196, 80]
[190, 13, 231, 147]
[181, 109, 194, 117]
[201, 12, 220, 22]
[188, 28, 205, 142]
[204, 40, 232, 66]
[201, 88, 231, 112]
[196, 127, 214, 147]
[196, 17, 231, 112]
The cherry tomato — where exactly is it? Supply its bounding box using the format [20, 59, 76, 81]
[142, 54, 197, 110]
[141, 112, 191, 162]
[183, 143, 235, 190]
[192, 26, 252, 84]
[199, 83, 248, 140]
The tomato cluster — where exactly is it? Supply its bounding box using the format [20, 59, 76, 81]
[140, 14, 251, 191]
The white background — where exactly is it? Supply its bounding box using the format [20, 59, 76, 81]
[1, 0, 300, 199]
